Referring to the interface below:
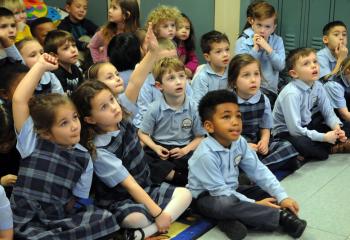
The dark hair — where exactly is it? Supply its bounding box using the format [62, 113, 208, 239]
[286, 47, 316, 72]
[227, 54, 262, 89]
[0, 103, 15, 151]
[30, 17, 53, 37]
[200, 30, 229, 54]
[29, 93, 74, 134]
[198, 89, 238, 124]
[0, 7, 14, 18]
[107, 32, 141, 71]
[174, 13, 195, 52]
[44, 30, 75, 54]
[0, 58, 29, 93]
[323, 20, 347, 36]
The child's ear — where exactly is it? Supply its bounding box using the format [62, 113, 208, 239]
[288, 69, 298, 79]
[203, 120, 214, 133]
[323, 35, 329, 45]
[155, 81, 163, 91]
[203, 53, 211, 62]
[84, 116, 96, 125]
[248, 17, 254, 25]
[64, 4, 71, 13]
[39, 130, 52, 141]
[124, 11, 131, 19]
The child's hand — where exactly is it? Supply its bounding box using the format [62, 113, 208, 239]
[280, 197, 300, 215]
[324, 130, 338, 144]
[335, 43, 348, 61]
[155, 145, 169, 160]
[38, 53, 59, 71]
[248, 143, 258, 152]
[145, 22, 159, 54]
[185, 67, 193, 79]
[252, 34, 261, 52]
[169, 147, 188, 159]
[335, 128, 347, 142]
[257, 139, 269, 155]
[256, 197, 281, 209]
[0, 174, 17, 186]
[254, 34, 273, 54]
[155, 211, 172, 233]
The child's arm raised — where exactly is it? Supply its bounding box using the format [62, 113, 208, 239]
[12, 54, 58, 132]
[124, 23, 160, 103]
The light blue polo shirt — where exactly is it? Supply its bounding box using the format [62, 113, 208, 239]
[235, 28, 285, 94]
[272, 80, 342, 141]
[16, 117, 93, 199]
[237, 90, 273, 129]
[140, 96, 206, 146]
[191, 63, 228, 105]
[187, 135, 288, 203]
[133, 73, 193, 128]
[0, 185, 12, 230]
[324, 74, 350, 109]
[317, 47, 337, 79]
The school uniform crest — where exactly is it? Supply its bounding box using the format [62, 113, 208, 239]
[181, 118, 193, 129]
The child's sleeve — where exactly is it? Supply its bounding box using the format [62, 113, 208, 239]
[118, 93, 138, 119]
[234, 36, 260, 59]
[324, 81, 347, 109]
[191, 68, 209, 106]
[139, 102, 157, 135]
[94, 148, 130, 188]
[88, 31, 107, 63]
[267, 36, 285, 71]
[260, 95, 273, 129]
[43, 72, 64, 94]
[317, 50, 332, 79]
[185, 50, 199, 74]
[16, 117, 37, 159]
[0, 186, 12, 230]
[133, 77, 153, 128]
[72, 156, 93, 199]
[317, 84, 342, 128]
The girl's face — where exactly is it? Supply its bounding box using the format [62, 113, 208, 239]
[108, 1, 124, 23]
[235, 62, 261, 99]
[176, 18, 190, 41]
[46, 103, 81, 148]
[20, 40, 44, 68]
[13, 8, 27, 24]
[157, 20, 176, 39]
[251, 16, 276, 40]
[97, 63, 124, 95]
[85, 89, 122, 132]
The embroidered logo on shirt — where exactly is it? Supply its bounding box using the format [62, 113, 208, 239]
[181, 118, 192, 129]
[234, 155, 242, 166]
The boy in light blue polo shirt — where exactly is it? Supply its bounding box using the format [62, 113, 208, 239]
[0, 185, 13, 239]
[139, 57, 205, 186]
[317, 21, 348, 81]
[191, 30, 230, 106]
[273, 48, 350, 161]
[188, 89, 306, 239]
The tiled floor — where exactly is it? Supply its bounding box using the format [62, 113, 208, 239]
[199, 154, 350, 240]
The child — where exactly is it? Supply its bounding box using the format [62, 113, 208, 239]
[16, 38, 64, 94]
[58, 0, 98, 51]
[89, 0, 140, 63]
[71, 80, 192, 239]
[44, 30, 83, 94]
[324, 56, 350, 136]
[228, 54, 300, 172]
[317, 21, 348, 80]
[273, 48, 350, 161]
[0, 0, 32, 43]
[0, 7, 17, 59]
[175, 13, 199, 78]
[0, 185, 13, 240]
[188, 89, 307, 239]
[133, 38, 193, 128]
[146, 5, 181, 40]
[191, 30, 230, 106]
[11, 53, 120, 239]
[138, 57, 205, 186]
[30, 17, 56, 46]
[107, 32, 141, 88]
[235, 1, 285, 106]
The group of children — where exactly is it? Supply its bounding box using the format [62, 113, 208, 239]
[0, 0, 350, 239]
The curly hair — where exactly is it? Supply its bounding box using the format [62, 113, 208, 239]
[146, 5, 181, 36]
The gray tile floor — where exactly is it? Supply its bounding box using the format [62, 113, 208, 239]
[199, 154, 350, 240]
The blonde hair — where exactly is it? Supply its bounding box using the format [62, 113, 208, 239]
[158, 38, 176, 50]
[146, 5, 181, 37]
[85, 61, 111, 80]
[0, 0, 25, 12]
[152, 57, 184, 83]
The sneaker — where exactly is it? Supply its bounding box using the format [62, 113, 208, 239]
[217, 220, 247, 240]
[331, 140, 350, 154]
[279, 209, 307, 238]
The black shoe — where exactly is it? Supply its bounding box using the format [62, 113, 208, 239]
[217, 220, 247, 240]
[123, 228, 145, 240]
[279, 209, 307, 238]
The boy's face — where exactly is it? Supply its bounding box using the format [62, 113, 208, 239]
[289, 52, 320, 84]
[204, 102, 242, 147]
[156, 20, 176, 39]
[66, 0, 88, 23]
[157, 69, 187, 97]
[251, 17, 276, 40]
[56, 40, 79, 65]
[97, 63, 124, 95]
[0, 17, 17, 42]
[323, 26, 348, 51]
[34, 22, 56, 46]
[20, 40, 44, 68]
[204, 41, 230, 71]
[176, 18, 190, 41]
